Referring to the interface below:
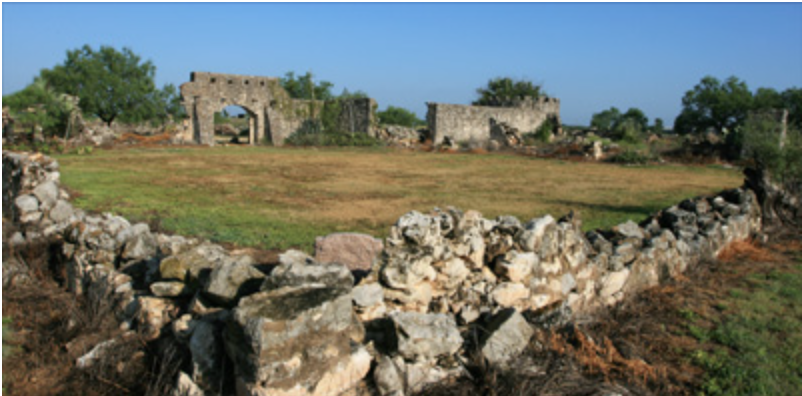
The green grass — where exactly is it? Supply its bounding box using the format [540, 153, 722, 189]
[686, 263, 802, 395]
[55, 146, 741, 251]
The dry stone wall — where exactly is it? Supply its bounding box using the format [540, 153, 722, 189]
[427, 97, 560, 145]
[3, 150, 763, 395]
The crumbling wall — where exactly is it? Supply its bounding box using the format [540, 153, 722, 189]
[427, 97, 560, 144]
[4, 149, 765, 395]
[181, 72, 378, 146]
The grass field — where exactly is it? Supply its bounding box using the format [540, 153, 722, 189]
[56, 146, 742, 251]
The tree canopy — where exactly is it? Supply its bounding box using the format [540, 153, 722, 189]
[2, 78, 76, 137]
[378, 106, 424, 127]
[40, 45, 175, 126]
[673, 76, 753, 136]
[473, 77, 545, 107]
[279, 71, 335, 101]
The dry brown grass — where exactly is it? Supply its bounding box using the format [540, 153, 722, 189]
[57, 146, 742, 250]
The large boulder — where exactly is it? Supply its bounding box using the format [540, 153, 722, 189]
[225, 282, 367, 396]
[314, 232, 383, 272]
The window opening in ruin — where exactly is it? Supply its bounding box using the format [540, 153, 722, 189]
[210, 77, 216, 83]
[228, 79, 233, 84]
[260, 81, 266, 87]
[214, 105, 253, 145]
[245, 80, 249, 85]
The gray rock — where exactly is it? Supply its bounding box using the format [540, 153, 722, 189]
[518, 215, 556, 252]
[224, 283, 361, 393]
[480, 309, 534, 365]
[48, 200, 74, 223]
[188, 319, 224, 390]
[613, 220, 644, 240]
[14, 194, 39, 214]
[204, 256, 264, 305]
[374, 355, 405, 396]
[263, 250, 354, 291]
[352, 282, 384, 308]
[390, 312, 463, 361]
[314, 232, 383, 272]
[150, 281, 189, 297]
[32, 181, 59, 210]
[393, 211, 442, 247]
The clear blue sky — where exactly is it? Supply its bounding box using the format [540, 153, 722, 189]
[3, 2, 802, 126]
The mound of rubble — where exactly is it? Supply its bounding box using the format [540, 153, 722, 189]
[3, 150, 764, 395]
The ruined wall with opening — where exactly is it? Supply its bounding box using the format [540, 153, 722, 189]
[427, 97, 561, 144]
[180, 72, 378, 146]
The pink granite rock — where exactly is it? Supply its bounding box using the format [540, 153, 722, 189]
[314, 233, 383, 272]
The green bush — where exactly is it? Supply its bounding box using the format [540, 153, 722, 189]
[610, 149, 653, 165]
[378, 106, 424, 127]
[739, 113, 802, 184]
[285, 122, 382, 148]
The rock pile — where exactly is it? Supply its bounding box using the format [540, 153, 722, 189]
[2, 150, 764, 396]
[489, 119, 524, 147]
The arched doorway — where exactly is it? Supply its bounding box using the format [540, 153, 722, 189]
[213, 105, 255, 145]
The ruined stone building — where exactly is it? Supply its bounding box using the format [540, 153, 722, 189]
[180, 72, 376, 146]
[426, 97, 561, 144]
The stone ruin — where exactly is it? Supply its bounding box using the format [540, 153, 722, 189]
[4, 149, 774, 396]
[427, 97, 561, 145]
[179, 72, 377, 146]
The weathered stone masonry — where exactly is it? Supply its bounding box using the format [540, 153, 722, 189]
[4, 150, 767, 395]
[180, 72, 377, 146]
[427, 97, 561, 144]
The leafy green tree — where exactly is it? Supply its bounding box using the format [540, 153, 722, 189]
[652, 118, 665, 134]
[378, 106, 423, 127]
[622, 108, 648, 132]
[590, 107, 621, 131]
[674, 76, 753, 136]
[2, 78, 74, 137]
[40, 45, 164, 126]
[473, 77, 544, 107]
[781, 87, 802, 127]
[338, 88, 369, 100]
[280, 71, 334, 101]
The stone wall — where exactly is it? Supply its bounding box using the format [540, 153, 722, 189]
[427, 97, 561, 144]
[180, 72, 377, 146]
[3, 149, 764, 395]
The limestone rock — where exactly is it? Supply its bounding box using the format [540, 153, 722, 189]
[352, 282, 384, 308]
[495, 251, 537, 282]
[204, 256, 264, 305]
[374, 355, 405, 396]
[135, 296, 177, 340]
[613, 220, 644, 240]
[150, 281, 188, 297]
[491, 282, 530, 307]
[48, 199, 74, 223]
[517, 215, 555, 252]
[225, 283, 362, 395]
[263, 250, 354, 291]
[32, 180, 58, 210]
[480, 309, 534, 365]
[314, 232, 383, 272]
[389, 312, 463, 361]
[173, 372, 205, 396]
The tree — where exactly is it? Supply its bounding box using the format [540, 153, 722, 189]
[378, 106, 423, 127]
[652, 118, 665, 134]
[590, 107, 621, 131]
[279, 71, 334, 101]
[40, 45, 164, 126]
[2, 78, 74, 137]
[674, 76, 753, 136]
[473, 77, 545, 107]
[780, 87, 802, 128]
[622, 108, 648, 132]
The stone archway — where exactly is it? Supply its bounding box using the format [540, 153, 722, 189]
[180, 72, 274, 146]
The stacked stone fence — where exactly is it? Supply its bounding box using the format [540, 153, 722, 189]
[3, 150, 765, 396]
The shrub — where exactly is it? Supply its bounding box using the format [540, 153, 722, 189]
[285, 124, 382, 148]
[739, 112, 802, 184]
[610, 149, 652, 165]
[378, 106, 424, 127]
